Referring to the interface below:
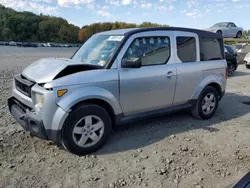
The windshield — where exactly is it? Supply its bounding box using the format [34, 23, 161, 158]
[212, 23, 228, 28]
[72, 35, 123, 67]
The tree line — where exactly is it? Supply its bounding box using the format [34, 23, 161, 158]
[0, 5, 168, 43]
[3, 4, 249, 44]
[243, 30, 250, 38]
[0, 5, 79, 43]
[78, 22, 169, 42]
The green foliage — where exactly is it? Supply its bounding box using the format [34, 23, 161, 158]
[78, 21, 169, 42]
[242, 30, 250, 39]
[0, 5, 80, 43]
[224, 38, 250, 45]
[0, 4, 169, 43]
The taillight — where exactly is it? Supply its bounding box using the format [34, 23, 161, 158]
[225, 67, 228, 79]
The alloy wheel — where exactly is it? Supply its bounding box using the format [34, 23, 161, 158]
[201, 93, 216, 115]
[72, 115, 104, 148]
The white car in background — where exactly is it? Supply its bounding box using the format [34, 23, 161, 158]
[244, 53, 250, 69]
[206, 22, 243, 38]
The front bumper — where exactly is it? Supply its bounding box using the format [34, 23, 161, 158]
[8, 97, 61, 144]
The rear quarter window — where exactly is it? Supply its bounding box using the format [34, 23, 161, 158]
[176, 37, 197, 63]
[200, 38, 224, 61]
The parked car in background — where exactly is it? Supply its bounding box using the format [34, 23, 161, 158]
[16, 42, 38, 47]
[41, 43, 49, 47]
[244, 53, 250, 69]
[206, 22, 243, 38]
[0, 41, 9, 46]
[8, 27, 227, 155]
[16, 42, 22, 47]
[22, 42, 38, 47]
[224, 45, 238, 76]
[9, 41, 17, 46]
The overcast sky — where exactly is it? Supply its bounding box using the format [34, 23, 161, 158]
[1, 0, 250, 30]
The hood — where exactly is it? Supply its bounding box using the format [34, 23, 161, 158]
[22, 58, 101, 83]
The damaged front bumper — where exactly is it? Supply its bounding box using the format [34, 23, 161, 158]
[7, 97, 61, 144]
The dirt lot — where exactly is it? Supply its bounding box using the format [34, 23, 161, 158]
[0, 46, 250, 188]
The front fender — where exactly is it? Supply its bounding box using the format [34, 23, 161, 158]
[190, 75, 226, 100]
[56, 86, 122, 115]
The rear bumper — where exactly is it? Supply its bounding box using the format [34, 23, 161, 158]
[8, 97, 61, 144]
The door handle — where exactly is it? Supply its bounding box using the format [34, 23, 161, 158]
[167, 71, 173, 75]
[166, 71, 176, 78]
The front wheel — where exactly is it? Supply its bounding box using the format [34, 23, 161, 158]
[216, 30, 222, 35]
[192, 86, 219, 119]
[61, 104, 112, 155]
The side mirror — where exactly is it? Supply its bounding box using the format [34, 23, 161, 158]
[122, 58, 141, 68]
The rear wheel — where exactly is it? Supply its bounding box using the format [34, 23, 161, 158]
[192, 86, 219, 119]
[236, 31, 242, 38]
[62, 104, 112, 155]
[228, 63, 235, 76]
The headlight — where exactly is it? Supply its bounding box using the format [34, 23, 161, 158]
[35, 93, 44, 105]
[34, 93, 44, 113]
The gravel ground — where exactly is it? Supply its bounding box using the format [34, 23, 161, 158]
[0, 46, 250, 188]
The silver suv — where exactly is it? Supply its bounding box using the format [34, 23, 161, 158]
[8, 27, 227, 155]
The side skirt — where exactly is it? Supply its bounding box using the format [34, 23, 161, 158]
[115, 100, 197, 126]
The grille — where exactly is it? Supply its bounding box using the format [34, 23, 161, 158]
[15, 75, 35, 97]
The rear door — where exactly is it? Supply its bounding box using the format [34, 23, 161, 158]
[172, 31, 202, 105]
[117, 31, 177, 115]
[228, 23, 238, 37]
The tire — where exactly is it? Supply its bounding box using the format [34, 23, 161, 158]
[236, 31, 242, 38]
[191, 86, 219, 120]
[228, 63, 235, 76]
[245, 61, 250, 69]
[61, 103, 112, 155]
[216, 30, 222, 35]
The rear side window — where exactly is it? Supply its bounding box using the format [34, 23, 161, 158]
[176, 37, 197, 63]
[200, 38, 224, 61]
[123, 37, 170, 66]
[229, 23, 236, 27]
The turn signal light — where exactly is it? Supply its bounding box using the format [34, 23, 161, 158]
[57, 89, 68, 97]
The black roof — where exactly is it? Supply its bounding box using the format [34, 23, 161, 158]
[100, 27, 222, 39]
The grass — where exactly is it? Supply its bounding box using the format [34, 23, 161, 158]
[224, 38, 250, 45]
